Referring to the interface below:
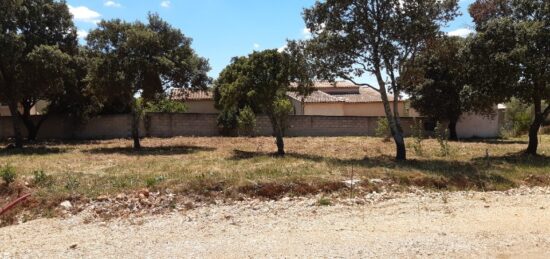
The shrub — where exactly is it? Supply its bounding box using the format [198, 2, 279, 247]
[434, 121, 450, 156]
[375, 117, 391, 142]
[411, 119, 425, 156]
[217, 109, 238, 136]
[144, 98, 187, 113]
[33, 170, 52, 186]
[145, 176, 166, 188]
[1, 165, 16, 185]
[64, 175, 80, 191]
[500, 99, 533, 137]
[237, 106, 256, 136]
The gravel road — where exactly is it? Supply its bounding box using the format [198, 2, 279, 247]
[1, 187, 550, 258]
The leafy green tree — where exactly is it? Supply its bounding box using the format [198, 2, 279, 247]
[303, 0, 459, 160]
[402, 36, 495, 140]
[86, 14, 211, 149]
[214, 49, 312, 155]
[465, 0, 549, 155]
[0, 0, 78, 147]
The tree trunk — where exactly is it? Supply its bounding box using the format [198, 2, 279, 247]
[526, 114, 542, 155]
[269, 115, 285, 156]
[372, 67, 406, 161]
[7, 102, 23, 148]
[448, 118, 458, 141]
[131, 109, 141, 150]
[275, 131, 285, 156]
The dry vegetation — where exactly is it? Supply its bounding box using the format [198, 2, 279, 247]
[1, 136, 549, 223]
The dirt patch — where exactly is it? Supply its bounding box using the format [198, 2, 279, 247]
[1, 186, 549, 258]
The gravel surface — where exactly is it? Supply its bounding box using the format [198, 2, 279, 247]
[1, 187, 550, 258]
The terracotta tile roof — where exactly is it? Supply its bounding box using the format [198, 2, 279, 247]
[290, 81, 363, 89]
[288, 88, 395, 104]
[287, 91, 344, 103]
[170, 88, 213, 101]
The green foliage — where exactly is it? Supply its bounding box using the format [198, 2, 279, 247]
[411, 120, 425, 156]
[33, 170, 53, 187]
[317, 197, 332, 206]
[434, 122, 451, 157]
[237, 106, 257, 136]
[1, 165, 17, 185]
[87, 14, 211, 148]
[64, 175, 80, 191]
[375, 118, 391, 142]
[501, 99, 533, 137]
[0, 0, 78, 145]
[145, 176, 166, 188]
[214, 49, 313, 154]
[466, 0, 550, 154]
[302, 0, 459, 160]
[217, 109, 238, 136]
[143, 98, 187, 113]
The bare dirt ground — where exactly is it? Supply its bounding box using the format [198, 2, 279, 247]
[1, 187, 550, 258]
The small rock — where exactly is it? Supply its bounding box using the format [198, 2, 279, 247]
[69, 244, 77, 249]
[369, 179, 384, 184]
[342, 179, 361, 188]
[96, 195, 109, 202]
[138, 189, 150, 198]
[60, 200, 72, 210]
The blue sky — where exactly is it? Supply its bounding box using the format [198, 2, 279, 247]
[68, 0, 476, 84]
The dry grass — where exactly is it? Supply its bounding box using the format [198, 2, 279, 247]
[0, 135, 549, 218]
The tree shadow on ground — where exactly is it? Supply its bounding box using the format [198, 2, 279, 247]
[0, 146, 66, 156]
[230, 149, 516, 190]
[471, 152, 550, 168]
[87, 145, 216, 156]
[459, 139, 528, 145]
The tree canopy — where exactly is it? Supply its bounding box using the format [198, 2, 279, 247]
[0, 0, 78, 147]
[303, 0, 459, 160]
[214, 49, 313, 155]
[465, 0, 549, 154]
[86, 13, 211, 149]
[401, 36, 495, 140]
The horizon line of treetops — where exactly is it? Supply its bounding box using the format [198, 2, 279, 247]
[0, 0, 548, 160]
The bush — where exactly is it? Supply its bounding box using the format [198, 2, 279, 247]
[375, 117, 391, 142]
[144, 98, 187, 113]
[1, 165, 16, 185]
[217, 109, 238, 136]
[434, 121, 450, 157]
[33, 170, 52, 186]
[237, 106, 256, 136]
[411, 119, 425, 156]
[501, 99, 533, 137]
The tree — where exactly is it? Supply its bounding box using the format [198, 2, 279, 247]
[401, 36, 494, 140]
[0, 0, 78, 147]
[465, 0, 549, 155]
[214, 49, 313, 155]
[86, 14, 211, 149]
[303, 0, 459, 160]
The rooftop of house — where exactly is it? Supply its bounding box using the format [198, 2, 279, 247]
[170, 89, 213, 101]
[170, 81, 397, 104]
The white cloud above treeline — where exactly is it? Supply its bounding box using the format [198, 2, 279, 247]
[447, 28, 474, 38]
[68, 5, 101, 23]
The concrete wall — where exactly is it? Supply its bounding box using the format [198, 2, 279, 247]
[185, 100, 218, 114]
[456, 113, 500, 138]
[342, 102, 419, 117]
[303, 103, 345, 116]
[0, 113, 419, 140]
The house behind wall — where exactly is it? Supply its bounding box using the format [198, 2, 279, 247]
[170, 81, 504, 138]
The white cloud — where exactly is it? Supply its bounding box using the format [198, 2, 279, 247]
[277, 44, 287, 53]
[77, 29, 89, 40]
[104, 1, 122, 8]
[253, 43, 260, 49]
[160, 1, 171, 8]
[68, 5, 101, 23]
[447, 28, 474, 38]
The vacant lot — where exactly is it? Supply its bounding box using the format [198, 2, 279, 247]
[1, 136, 549, 223]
